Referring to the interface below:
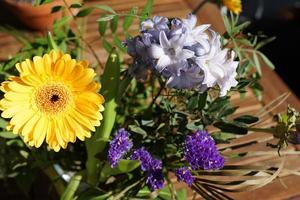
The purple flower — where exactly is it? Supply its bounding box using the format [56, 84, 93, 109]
[131, 148, 164, 190]
[176, 167, 194, 186]
[184, 130, 224, 170]
[108, 129, 133, 168]
[146, 170, 164, 190]
[131, 147, 153, 171]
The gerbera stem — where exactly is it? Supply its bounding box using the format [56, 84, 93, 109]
[43, 165, 66, 196]
[86, 51, 120, 185]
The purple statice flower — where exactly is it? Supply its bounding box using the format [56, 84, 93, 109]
[131, 147, 164, 190]
[184, 130, 224, 170]
[146, 170, 164, 190]
[175, 167, 195, 186]
[131, 147, 153, 171]
[108, 129, 133, 168]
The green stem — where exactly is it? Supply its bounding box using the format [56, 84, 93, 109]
[43, 165, 66, 196]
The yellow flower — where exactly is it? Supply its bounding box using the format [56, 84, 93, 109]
[222, 0, 242, 14]
[0, 50, 105, 152]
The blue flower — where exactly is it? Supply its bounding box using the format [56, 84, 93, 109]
[184, 130, 224, 170]
[108, 129, 133, 168]
[176, 167, 195, 186]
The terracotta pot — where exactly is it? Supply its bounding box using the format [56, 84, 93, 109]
[3, 0, 79, 31]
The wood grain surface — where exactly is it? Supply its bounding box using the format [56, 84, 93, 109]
[0, 0, 299, 199]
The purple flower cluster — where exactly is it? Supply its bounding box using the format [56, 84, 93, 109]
[131, 148, 164, 190]
[175, 167, 194, 186]
[184, 130, 224, 170]
[125, 14, 238, 96]
[108, 129, 133, 168]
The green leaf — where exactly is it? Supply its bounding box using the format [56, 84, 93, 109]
[198, 92, 207, 109]
[255, 36, 276, 50]
[97, 14, 115, 22]
[259, 52, 275, 69]
[47, 32, 59, 51]
[51, 5, 63, 13]
[98, 18, 107, 36]
[0, 118, 8, 129]
[61, 173, 83, 200]
[0, 131, 18, 139]
[76, 7, 94, 17]
[110, 15, 119, 34]
[94, 5, 116, 14]
[53, 16, 71, 29]
[140, 0, 154, 21]
[137, 187, 151, 197]
[176, 188, 187, 200]
[128, 125, 147, 136]
[159, 187, 172, 200]
[70, 3, 82, 8]
[234, 115, 259, 124]
[102, 39, 113, 53]
[100, 160, 140, 181]
[253, 52, 261, 75]
[113, 36, 127, 53]
[123, 7, 138, 32]
[187, 94, 199, 110]
[214, 121, 248, 134]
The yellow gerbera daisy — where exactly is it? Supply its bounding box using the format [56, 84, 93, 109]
[222, 0, 242, 14]
[0, 50, 105, 152]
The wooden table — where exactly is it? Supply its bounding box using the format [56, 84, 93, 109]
[0, 0, 300, 199]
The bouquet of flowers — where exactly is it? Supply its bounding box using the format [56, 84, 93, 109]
[0, 0, 299, 199]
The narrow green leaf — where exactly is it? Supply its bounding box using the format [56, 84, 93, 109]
[98, 18, 107, 36]
[140, 0, 154, 21]
[76, 7, 94, 17]
[0, 131, 18, 139]
[123, 7, 138, 32]
[253, 52, 261, 75]
[47, 32, 59, 51]
[214, 122, 248, 134]
[255, 36, 276, 50]
[51, 5, 63, 13]
[97, 14, 115, 22]
[102, 39, 113, 53]
[113, 36, 126, 52]
[110, 15, 118, 34]
[61, 173, 83, 200]
[198, 92, 207, 109]
[94, 5, 116, 14]
[234, 115, 259, 124]
[70, 3, 82, 8]
[259, 52, 275, 69]
[53, 16, 71, 29]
